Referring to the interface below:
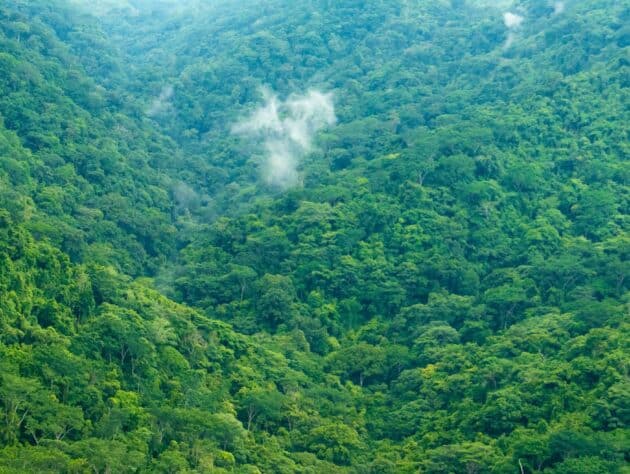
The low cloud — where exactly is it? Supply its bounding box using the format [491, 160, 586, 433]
[68, 0, 140, 16]
[147, 85, 174, 117]
[503, 12, 524, 28]
[172, 181, 200, 215]
[503, 11, 524, 49]
[553, 1, 565, 15]
[232, 88, 336, 188]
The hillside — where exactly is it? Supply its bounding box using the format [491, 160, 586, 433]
[0, 0, 628, 472]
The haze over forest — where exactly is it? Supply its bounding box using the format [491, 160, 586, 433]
[0, 0, 628, 472]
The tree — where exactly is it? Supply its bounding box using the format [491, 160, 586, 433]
[327, 342, 387, 386]
[306, 422, 363, 465]
[255, 274, 296, 329]
[0, 372, 33, 443]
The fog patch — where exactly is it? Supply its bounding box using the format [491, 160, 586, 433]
[68, 0, 140, 16]
[503, 11, 524, 49]
[232, 88, 336, 189]
[172, 181, 200, 216]
[503, 12, 524, 28]
[147, 85, 174, 117]
[553, 1, 565, 15]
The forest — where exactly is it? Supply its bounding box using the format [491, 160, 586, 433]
[0, 0, 628, 472]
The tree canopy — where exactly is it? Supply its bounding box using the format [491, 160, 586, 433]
[0, 0, 628, 471]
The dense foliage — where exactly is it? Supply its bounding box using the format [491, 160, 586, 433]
[0, 0, 628, 472]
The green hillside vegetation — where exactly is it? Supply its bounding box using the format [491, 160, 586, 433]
[0, 0, 628, 472]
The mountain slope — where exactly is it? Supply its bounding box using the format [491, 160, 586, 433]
[0, 0, 628, 472]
